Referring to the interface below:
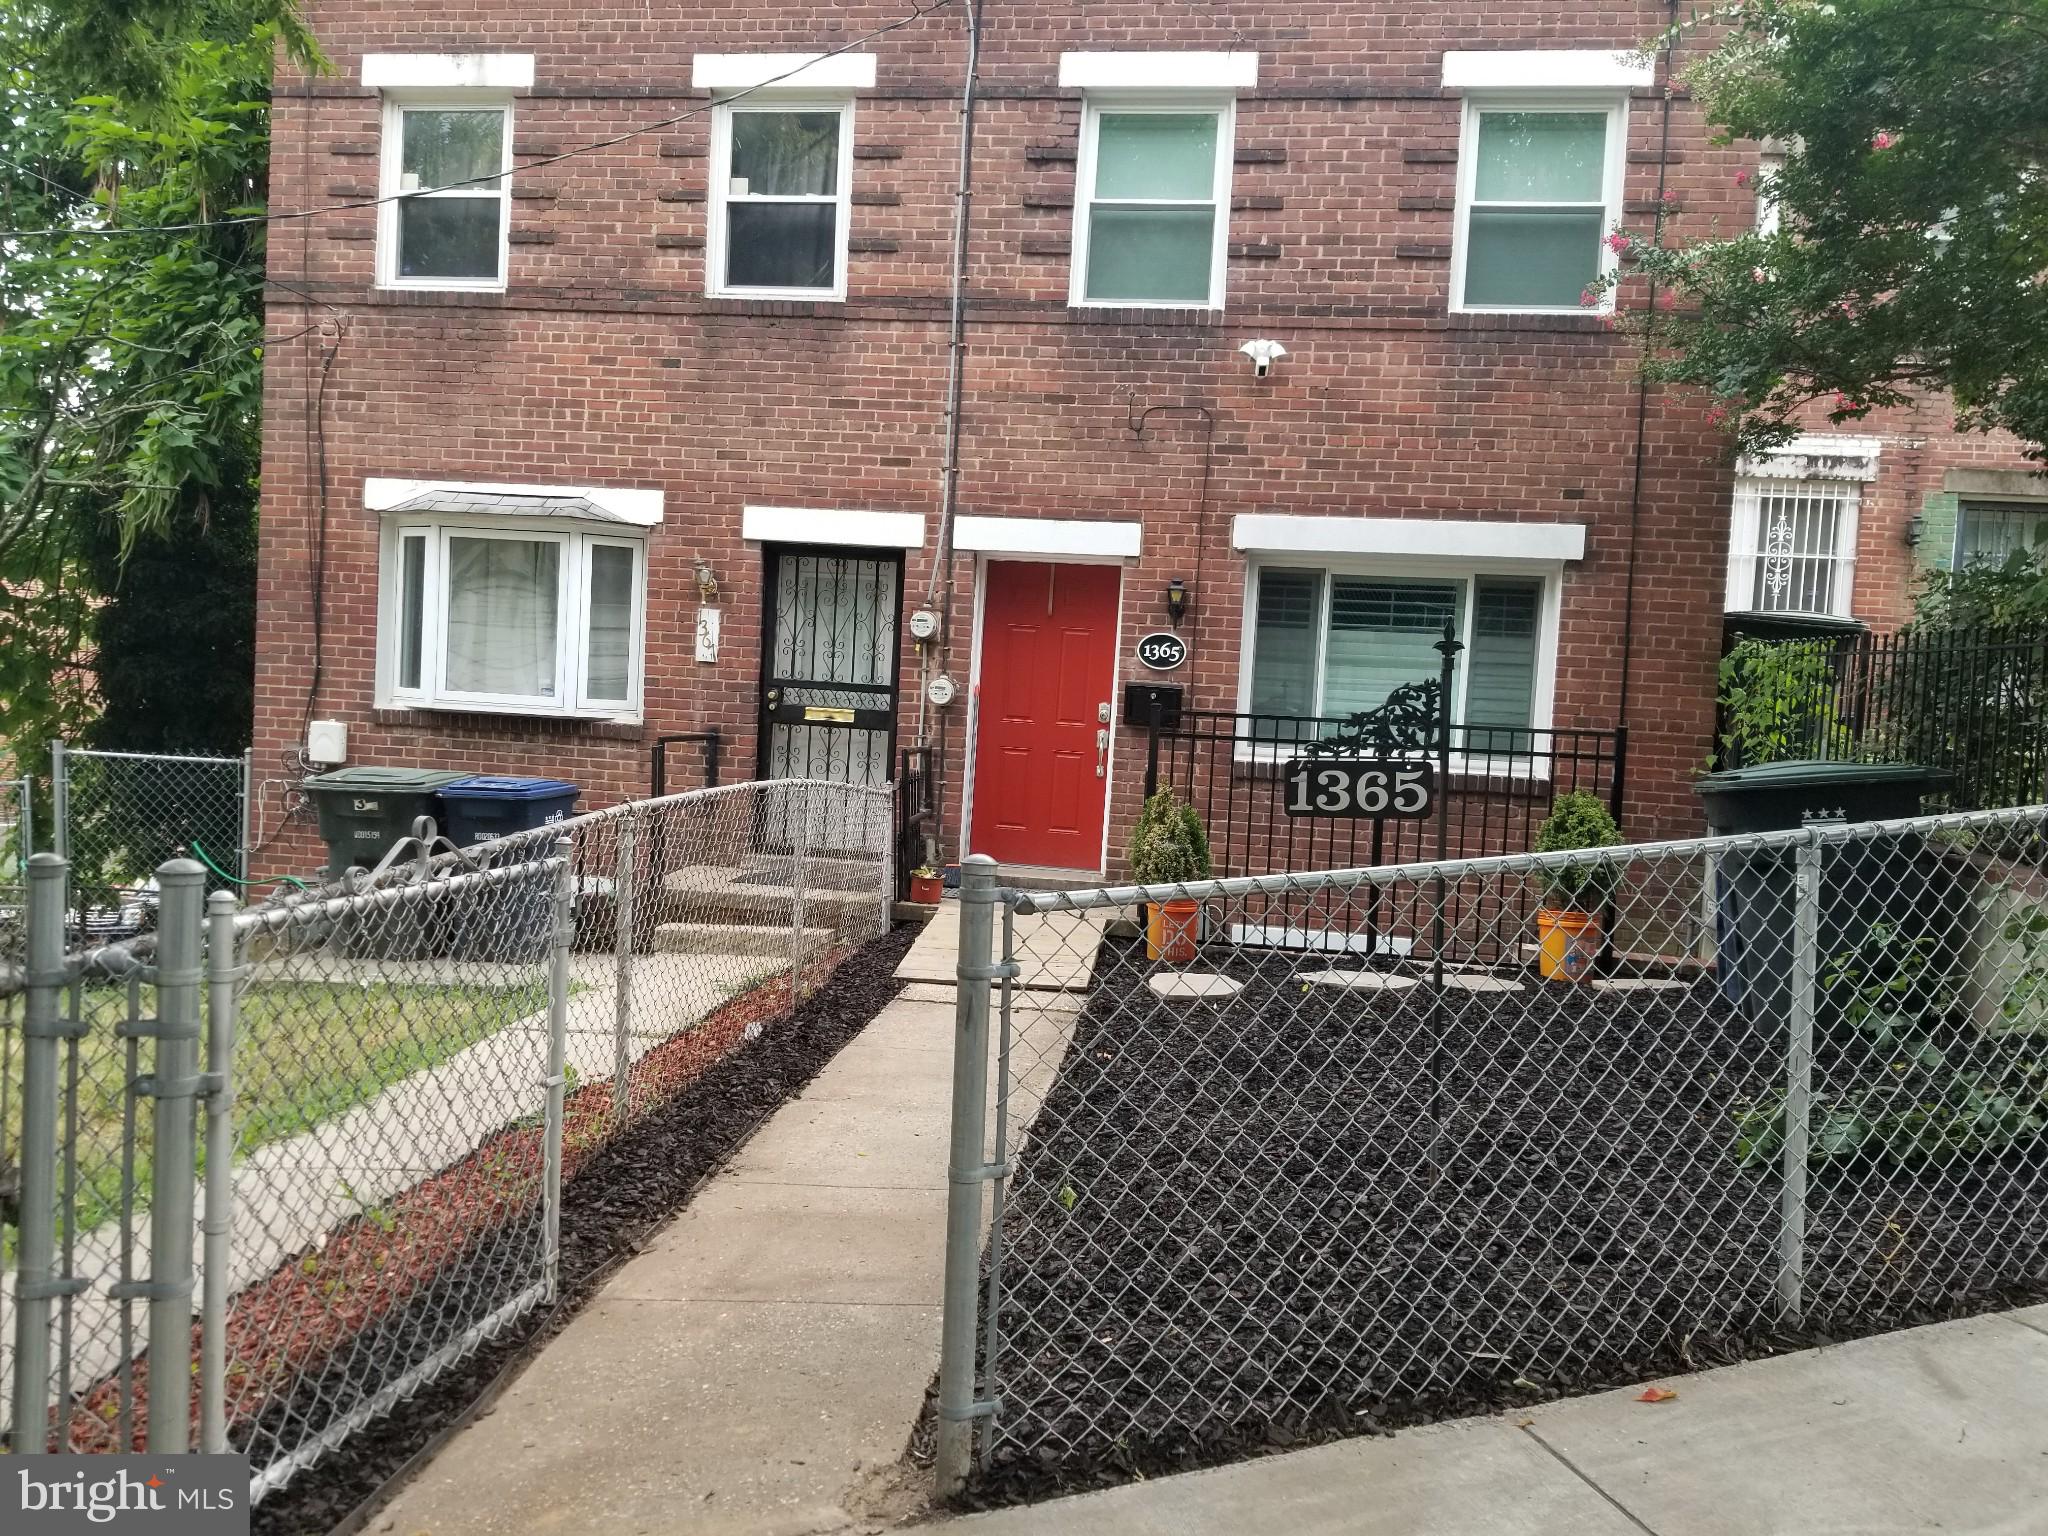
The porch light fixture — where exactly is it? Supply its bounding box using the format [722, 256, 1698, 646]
[1903, 515, 1924, 548]
[695, 559, 720, 603]
[1166, 578, 1189, 629]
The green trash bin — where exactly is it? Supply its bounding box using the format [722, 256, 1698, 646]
[302, 766, 472, 880]
[1696, 761, 1956, 1032]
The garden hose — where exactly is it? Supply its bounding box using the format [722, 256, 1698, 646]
[189, 838, 312, 893]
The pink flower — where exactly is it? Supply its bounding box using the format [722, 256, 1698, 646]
[1657, 290, 1677, 310]
[1707, 406, 1727, 427]
[1580, 287, 1598, 307]
[1735, 170, 1751, 187]
[1605, 231, 1631, 254]
[1662, 188, 1679, 204]
[1871, 130, 1895, 150]
[1601, 314, 1620, 331]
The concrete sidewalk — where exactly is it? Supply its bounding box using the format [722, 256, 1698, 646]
[370, 980, 1079, 1536]
[953, 1306, 2048, 1536]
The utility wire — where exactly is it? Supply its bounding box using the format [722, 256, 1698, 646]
[0, 1, 955, 243]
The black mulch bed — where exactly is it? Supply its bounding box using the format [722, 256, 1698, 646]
[957, 937, 2048, 1506]
[252, 922, 916, 1536]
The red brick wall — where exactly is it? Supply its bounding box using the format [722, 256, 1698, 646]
[253, 3, 1782, 876]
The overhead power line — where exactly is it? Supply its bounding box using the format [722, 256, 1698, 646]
[0, 0, 955, 243]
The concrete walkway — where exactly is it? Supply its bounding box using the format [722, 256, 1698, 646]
[370, 980, 1081, 1536]
[953, 1306, 2048, 1536]
[895, 899, 1116, 991]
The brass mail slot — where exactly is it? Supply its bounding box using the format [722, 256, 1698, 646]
[803, 705, 857, 724]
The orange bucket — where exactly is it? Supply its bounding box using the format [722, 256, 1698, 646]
[1536, 908, 1601, 982]
[1146, 899, 1202, 963]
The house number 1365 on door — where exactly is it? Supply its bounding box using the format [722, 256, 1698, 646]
[1281, 759, 1434, 819]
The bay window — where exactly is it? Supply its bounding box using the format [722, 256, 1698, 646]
[1245, 566, 1550, 738]
[384, 521, 644, 719]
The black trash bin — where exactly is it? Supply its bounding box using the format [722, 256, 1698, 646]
[437, 776, 581, 962]
[1696, 761, 1957, 1031]
[302, 766, 473, 880]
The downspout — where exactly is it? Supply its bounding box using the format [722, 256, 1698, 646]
[918, 0, 984, 849]
[1615, 6, 1680, 778]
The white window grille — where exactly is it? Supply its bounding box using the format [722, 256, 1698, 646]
[1727, 477, 1860, 617]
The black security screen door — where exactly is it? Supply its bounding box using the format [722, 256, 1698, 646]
[757, 547, 902, 848]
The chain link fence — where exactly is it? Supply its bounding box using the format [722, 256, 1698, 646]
[52, 745, 249, 941]
[934, 804, 2048, 1489]
[4, 775, 892, 1502]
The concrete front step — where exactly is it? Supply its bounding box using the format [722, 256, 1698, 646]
[659, 864, 884, 926]
[651, 921, 834, 957]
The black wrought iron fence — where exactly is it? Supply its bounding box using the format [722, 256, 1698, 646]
[1715, 627, 2048, 809]
[1142, 709, 1627, 877]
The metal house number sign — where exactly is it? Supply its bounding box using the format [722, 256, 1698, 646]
[1283, 759, 1435, 819]
[1136, 631, 1188, 671]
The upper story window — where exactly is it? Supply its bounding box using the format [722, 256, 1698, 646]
[1442, 51, 1647, 315]
[1074, 105, 1232, 308]
[1058, 53, 1257, 312]
[1725, 439, 1879, 619]
[710, 101, 854, 298]
[694, 53, 877, 302]
[365, 55, 533, 293]
[368, 478, 660, 722]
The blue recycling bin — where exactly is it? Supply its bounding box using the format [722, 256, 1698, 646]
[438, 776, 581, 961]
[436, 775, 581, 850]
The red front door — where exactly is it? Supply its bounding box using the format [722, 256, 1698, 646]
[971, 561, 1122, 870]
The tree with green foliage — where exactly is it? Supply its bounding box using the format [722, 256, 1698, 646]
[0, 0, 321, 767]
[1605, 0, 2048, 463]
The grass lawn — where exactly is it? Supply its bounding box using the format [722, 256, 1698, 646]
[7, 976, 551, 1239]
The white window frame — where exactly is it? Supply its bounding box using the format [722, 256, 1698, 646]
[378, 517, 647, 723]
[707, 93, 856, 302]
[1233, 555, 1563, 773]
[1724, 477, 1862, 618]
[1070, 93, 1236, 312]
[1449, 93, 1628, 316]
[376, 94, 514, 292]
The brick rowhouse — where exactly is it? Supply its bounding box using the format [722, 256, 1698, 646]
[248, 2, 2042, 879]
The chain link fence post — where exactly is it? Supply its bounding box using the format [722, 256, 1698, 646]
[936, 853, 1000, 1498]
[790, 783, 814, 1015]
[543, 838, 575, 1305]
[237, 748, 254, 884]
[50, 741, 68, 863]
[11, 853, 68, 1451]
[612, 809, 638, 1128]
[147, 857, 205, 1452]
[1778, 833, 1822, 1324]
[200, 888, 240, 1454]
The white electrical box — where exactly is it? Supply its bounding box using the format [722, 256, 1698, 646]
[306, 719, 349, 764]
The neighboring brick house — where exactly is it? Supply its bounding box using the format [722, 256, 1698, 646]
[253, 4, 1824, 881]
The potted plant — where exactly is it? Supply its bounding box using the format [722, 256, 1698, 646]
[908, 864, 944, 905]
[1129, 788, 1212, 962]
[1532, 792, 1622, 982]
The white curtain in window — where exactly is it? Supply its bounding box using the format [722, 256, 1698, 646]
[445, 536, 560, 697]
[585, 545, 635, 701]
